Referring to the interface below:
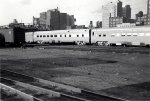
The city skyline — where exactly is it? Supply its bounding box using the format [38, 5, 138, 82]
[0, 0, 147, 26]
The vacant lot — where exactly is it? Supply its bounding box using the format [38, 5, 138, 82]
[0, 46, 150, 100]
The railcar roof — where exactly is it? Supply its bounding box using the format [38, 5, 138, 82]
[93, 25, 150, 31]
[34, 29, 89, 33]
[27, 25, 150, 33]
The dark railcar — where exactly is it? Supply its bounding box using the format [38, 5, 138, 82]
[13, 27, 26, 45]
[0, 28, 14, 43]
[0, 28, 26, 46]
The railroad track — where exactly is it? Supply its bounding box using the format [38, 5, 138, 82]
[0, 69, 126, 101]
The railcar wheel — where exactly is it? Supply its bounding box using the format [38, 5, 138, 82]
[122, 44, 127, 47]
[146, 44, 150, 48]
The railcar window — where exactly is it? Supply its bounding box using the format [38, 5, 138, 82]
[99, 34, 101, 37]
[111, 34, 115, 37]
[82, 34, 84, 37]
[69, 35, 71, 37]
[127, 33, 131, 36]
[37, 35, 39, 37]
[65, 35, 66, 37]
[43, 35, 46, 37]
[51, 35, 53, 37]
[146, 33, 150, 36]
[116, 33, 120, 36]
[93, 32, 94, 36]
[60, 35, 62, 37]
[40, 35, 42, 37]
[47, 35, 49, 37]
[77, 35, 79, 37]
[54, 35, 57, 37]
[133, 33, 138, 36]
[139, 33, 144, 36]
[121, 33, 125, 36]
[103, 34, 106, 37]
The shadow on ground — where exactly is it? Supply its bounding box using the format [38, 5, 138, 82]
[99, 81, 150, 100]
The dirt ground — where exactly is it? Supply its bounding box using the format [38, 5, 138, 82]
[0, 46, 150, 100]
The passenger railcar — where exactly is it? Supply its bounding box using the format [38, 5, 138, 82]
[26, 29, 89, 45]
[25, 26, 150, 47]
[92, 26, 150, 46]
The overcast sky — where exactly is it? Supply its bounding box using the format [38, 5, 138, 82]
[0, 0, 147, 26]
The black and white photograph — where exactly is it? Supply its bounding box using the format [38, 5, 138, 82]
[0, 0, 150, 100]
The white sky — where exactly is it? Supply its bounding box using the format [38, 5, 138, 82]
[0, 0, 147, 26]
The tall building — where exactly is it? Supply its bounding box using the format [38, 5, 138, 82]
[89, 21, 93, 28]
[46, 10, 52, 30]
[122, 7, 126, 17]
[108, 1, 134, 27]
[60, 13, 68, 30]
[59, 14, 75, 30]
[147, 0, 150, 24]
[102, 2, 117, 28]
[122, 5, 131, 19]
[65, 15, 75, 29]
[49, 8, 60, 30]
[135, 11, 147, 26]
[125, 5, 131, 19]
[34, 8, 75, 30]
[39, 9, 60, 30]
[117, 0, 122, 17]
[96, 21, 102, 28]
[39, 12, 47, 29]
[33, 17, 40, 28]
[13, 19, 18, 24]
[69, 15, 75, 27]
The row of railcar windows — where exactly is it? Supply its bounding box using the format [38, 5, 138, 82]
[97, 33, 150, 37]
[36, 34, 84, 38]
